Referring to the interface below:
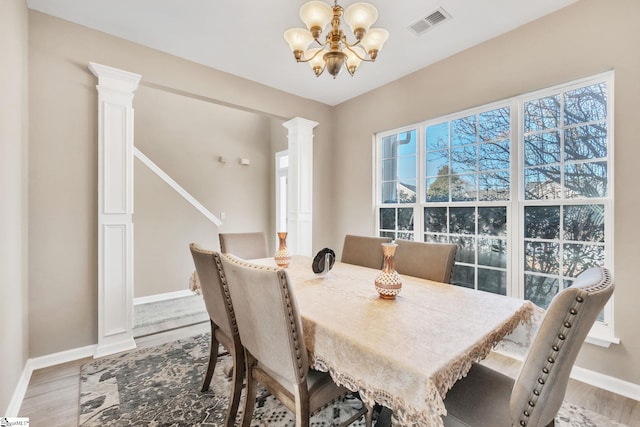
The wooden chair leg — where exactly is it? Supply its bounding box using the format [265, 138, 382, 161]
[224, 346, 244, 427]
[201, 320, 219, 392]
[337, 400, 374, 427]
[364, 403, 374, 427]
[241, 354, 259, 427]
[293, 383, 311, 427]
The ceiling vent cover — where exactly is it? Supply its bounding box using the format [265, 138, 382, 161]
[409, 7, 451, 35]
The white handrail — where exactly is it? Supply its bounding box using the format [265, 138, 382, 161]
[134, 147, 222, 226]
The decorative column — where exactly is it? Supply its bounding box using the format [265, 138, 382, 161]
[89, 62, 141, 357]
[283, 117, 318, 256]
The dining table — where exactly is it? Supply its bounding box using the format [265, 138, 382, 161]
[249, 255, 536, 426]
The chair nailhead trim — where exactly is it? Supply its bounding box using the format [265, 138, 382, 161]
[518, 267, 612, 427]
[276, 271, 306, 380]
[214, 255, 240, 334]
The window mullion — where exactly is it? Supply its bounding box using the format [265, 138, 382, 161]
[511, 98, 522, 299]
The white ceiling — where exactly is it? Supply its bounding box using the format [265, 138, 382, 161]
[26, 0, 577, 106]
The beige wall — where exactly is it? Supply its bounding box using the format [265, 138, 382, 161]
[133, 85, 279, 297]
[0, 0, 29, 414]
[27, 10, 333, 356]
[332, 0, 640, 384]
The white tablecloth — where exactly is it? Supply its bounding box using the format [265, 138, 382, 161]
[272, 256, 535, 426]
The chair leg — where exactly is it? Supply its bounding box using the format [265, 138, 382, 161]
[241, 354, 258, 427]
[224, 345, 244, 427]
[364, 403, 374, 427]
[293, 383, 311, 427]
[202, 320, 219, 392]
[337, 401, 373, 427]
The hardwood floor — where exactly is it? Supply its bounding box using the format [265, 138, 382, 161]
[19, 322, 640, 426]
[19, 322, 210, 427]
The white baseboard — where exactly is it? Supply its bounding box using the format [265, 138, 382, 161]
[133, 289, 195, 305]
[493, 348, 640, 401]
[570, 365, 640, 401]
[6, 344, 97, 416]
[5, 362, 32, 417]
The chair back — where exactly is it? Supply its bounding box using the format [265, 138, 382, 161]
[219, 232, 269, 260]
[341, 234, 392, 270]
[189, 244, 237, 338]
[220, 254, 309, 386]
[394, 239, 457, 283]
[510, 267, 614, 426]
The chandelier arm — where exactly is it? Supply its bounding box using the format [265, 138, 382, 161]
[296, 47, 326, 63]
[343, 42, 374, 63]
[313, 38, 328, 48]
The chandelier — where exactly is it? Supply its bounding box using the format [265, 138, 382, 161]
[284, 1, 389, 78]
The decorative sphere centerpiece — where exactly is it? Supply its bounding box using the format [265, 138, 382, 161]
[375, 242, 402, 299]
[274, 231, 292, 268]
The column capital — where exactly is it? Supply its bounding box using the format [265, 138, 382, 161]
[283, 117, 319, 132]
[89, 62, 141, 96]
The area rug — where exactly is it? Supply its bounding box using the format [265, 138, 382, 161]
[78, 333, 626, 426]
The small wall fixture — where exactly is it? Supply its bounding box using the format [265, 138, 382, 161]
[284, 0, 389, 78]
[240, 158, 250, 166]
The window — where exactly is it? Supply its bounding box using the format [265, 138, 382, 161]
[423, 106, 511, 294]
[375, 72, 614, 342]
[379, 129, 417, 241]
[522, 81, 610, 317]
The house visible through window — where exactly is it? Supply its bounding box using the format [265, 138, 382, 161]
[375, 72, 614, 339]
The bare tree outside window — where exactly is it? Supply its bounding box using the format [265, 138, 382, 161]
[377, 74, 612, 324]
[424, 107, 510, 293]
[523, 82, 609, 310]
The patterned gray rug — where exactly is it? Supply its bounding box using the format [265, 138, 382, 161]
[78, 333, 625, 426]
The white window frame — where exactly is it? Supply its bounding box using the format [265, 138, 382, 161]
[375, 124, 421, 241]
[374, 71, 617, 347]
[516, 72, 617, 346]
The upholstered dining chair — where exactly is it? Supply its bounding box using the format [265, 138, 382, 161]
[394, 239, 457, 283]
[219, 231, 269, 260]
[442, 266, 614, 427]
[189, 244, 243, 427]
[341, 234, 392, 270]
[220, 254, 373, 427]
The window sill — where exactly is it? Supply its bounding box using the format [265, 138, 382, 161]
[585, 323, 620, 348]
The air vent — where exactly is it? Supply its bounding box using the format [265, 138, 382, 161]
[409, 7, 451, 35]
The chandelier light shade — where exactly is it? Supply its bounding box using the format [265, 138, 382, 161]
[284, 0, 389, 78]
